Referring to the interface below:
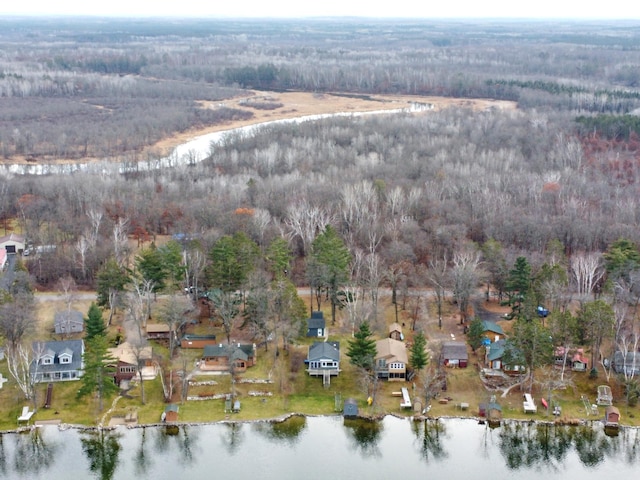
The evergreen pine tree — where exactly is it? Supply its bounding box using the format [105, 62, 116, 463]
[410, 331, 429, 372]
[346, 322, 377, 371]
[85, 302, 106, 340]
[77, 335, 118, 411]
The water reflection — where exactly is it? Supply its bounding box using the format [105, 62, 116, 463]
[133, 427, 152, 475]
[220, 422, 244, 455]
[12, 428, 57, 475]
[411, 418, 448, 462]
[574, 425, 607, 467]
[252, 415, 307, 445]
[1, 417, 640, 479]
[153, 425, 199, 466]
[498, 421, 574, 471]
[494, 420, 640, 472]
[81, 428, 121, 480]
[343, 418, 383, 457]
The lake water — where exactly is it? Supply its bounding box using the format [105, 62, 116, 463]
[1, 416, 639, 480]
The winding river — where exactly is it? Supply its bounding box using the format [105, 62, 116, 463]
[1, 416, 639, 479]
[0, 105, 429, 177]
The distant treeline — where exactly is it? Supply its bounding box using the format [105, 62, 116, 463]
[575, 114, 640, 140]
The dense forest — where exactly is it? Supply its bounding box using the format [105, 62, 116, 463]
[2, 18, 640, 378]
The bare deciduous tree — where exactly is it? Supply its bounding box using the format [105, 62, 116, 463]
[7, 341, 46, 406]
[112, 216, 130, 267]
[285, 201, 332, 256]
[571, 251, 604, 298]
[451, 246, 481, 322]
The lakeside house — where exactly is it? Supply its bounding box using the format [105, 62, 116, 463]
[555, 347, 589, 372]
[481, 321, 505, 343]
[145, 323, 172, 344]
[306, 341, 340, 385]
[107, 342, 156, 385]
[375, 338, 408, 381]
[201, 343, 256, 372]
[486, 340, 526, 375]
[30, 339, 84, 383]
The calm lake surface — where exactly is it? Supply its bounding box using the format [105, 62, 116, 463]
[1, 416, 639, 480]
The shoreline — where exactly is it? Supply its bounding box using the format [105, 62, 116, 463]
[3, 411, 629, 435]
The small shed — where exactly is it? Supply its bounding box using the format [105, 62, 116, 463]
[162, 404, 179, 422]
[479, 397, 502, 425]
[306, 311, 326, 337]
[604, 406, 620, 426]
[343, 398, 358, 418]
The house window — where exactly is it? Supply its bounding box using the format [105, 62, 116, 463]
[42, 357, 53, 365]
[59, 355, 71, 364]
[378, 359, 387, 368]
[120, 366, 136, 373]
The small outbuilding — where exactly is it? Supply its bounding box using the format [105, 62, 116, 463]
[604, 405, 620, 427]
[54, 310, 84, 335]
[0, 233, 26, 255]
[162, 404, 179, 422]
[441, 341, 468, 368]
[306, 311, 326, 337]
[343, 398, 358, 418]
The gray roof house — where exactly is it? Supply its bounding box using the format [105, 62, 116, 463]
[54, 310, 84, 335]
[30, 340, 84, 383]
[306, 311, 326, 337]
[306, 341, 340, 385]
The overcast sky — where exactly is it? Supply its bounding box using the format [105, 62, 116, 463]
[0, 1, 638, 19]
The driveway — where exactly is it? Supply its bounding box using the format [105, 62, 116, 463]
[0, 253, 17, 291]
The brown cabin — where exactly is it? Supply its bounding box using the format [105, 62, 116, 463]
[201, 343, 256, 372]
[146, 323, 172, 343]
[107, 342, 154, 385]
